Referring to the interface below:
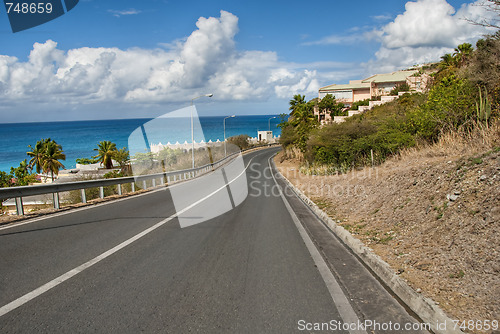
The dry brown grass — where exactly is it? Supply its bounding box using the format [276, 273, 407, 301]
[279, 146, 304, 162]
[396, 120, 500, 162]
[276, 119, 500, 330]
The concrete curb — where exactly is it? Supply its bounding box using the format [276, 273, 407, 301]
[273, 161, 463, 334]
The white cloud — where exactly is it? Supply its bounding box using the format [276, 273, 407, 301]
[371, 14, 393, 22]
[302, 33, 367, 46]
[108, 9, 141, 17]
[382, 0, 458, 49]
[301, 22, 386, 48]
[271, 69, 320, 99]
[368, 0, 496, 71]
[0, 11, 321, 112]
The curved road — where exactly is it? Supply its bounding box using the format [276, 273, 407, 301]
[0, 148, 428, 333]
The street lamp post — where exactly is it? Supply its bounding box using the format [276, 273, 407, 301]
[224, 115, 236, 157]
[268, 116, 277, 131]
[190, 93, 213, 168]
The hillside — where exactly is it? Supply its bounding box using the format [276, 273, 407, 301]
[275, 123, 500, 330]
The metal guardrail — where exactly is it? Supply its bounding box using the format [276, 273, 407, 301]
[0, 143, 280, 216]
[0, 151, 242, 216]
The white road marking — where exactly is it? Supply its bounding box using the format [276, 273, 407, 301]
[268, 155, 368, 334]
[0, 152, 265, 317]
[0, 185, 168, 231]
[0, 151, 264, 232]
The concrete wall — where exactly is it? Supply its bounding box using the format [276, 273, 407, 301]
[353, 88, 371, 102]
[347, 110, 362, 117]
[369, 100, 384, 109]
[333, 116, 347, 123]
[406, 73, 431, 92]
[381, 95, 398, 103]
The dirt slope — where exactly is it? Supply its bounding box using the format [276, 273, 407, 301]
[275, 132, 499, 332]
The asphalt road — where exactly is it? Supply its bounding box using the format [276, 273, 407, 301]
[0, 148, 429, 333]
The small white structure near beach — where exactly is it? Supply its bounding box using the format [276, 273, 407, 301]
[257, 131, 273, 142]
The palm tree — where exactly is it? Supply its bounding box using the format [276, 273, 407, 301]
[289, 94, 306, 115]
[27, 138, 62, 174]
[27, 140, 46, 173]
[113, 147, 130, 173]
[10, 159, 31, 186]
[17, 159, 29, 175]
[41, 141, 66, 181]
[440, 53, 456, 69]
[288, 103, 318, 152]
[290, 103, 317, 127]
[453, 43, 473, 67]
[93, 141, 117, 169]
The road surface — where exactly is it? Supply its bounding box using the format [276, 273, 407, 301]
[0, 148, 428, 333]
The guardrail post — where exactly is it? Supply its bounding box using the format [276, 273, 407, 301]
[81, 189, 87, 203]
[0, 149, 248, 213]
[142, 180, 147, 189]
[53, 193, 60, 209]
[15, 197, 24, 215]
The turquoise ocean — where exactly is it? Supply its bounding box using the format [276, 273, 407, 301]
[0, 115, 282, 172]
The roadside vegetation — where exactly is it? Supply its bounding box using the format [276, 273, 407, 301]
[279, 34, 500, 174]
[275, 20, 500, 329]
[77, 140, 130, 173]
[1, 133, 257, 193]
[0, 138, 66, 187]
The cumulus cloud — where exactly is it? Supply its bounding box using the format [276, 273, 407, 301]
[369, 0, 496, 71]
[0, 10, 319, 110]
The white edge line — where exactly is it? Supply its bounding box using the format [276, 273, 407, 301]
[0, 153, 262, 318]
[268, 155, 368, 334]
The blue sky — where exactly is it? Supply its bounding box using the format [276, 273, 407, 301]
[0, 0, 495, 122]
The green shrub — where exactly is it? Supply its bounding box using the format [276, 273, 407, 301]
[350, 99, 370, 110]
[279, 124, 299, 148]
[227, 134, 251, 150]
[390, 82, 410, 96]
[0, 171, 10, 187]
[405, 74, 476, 141]
[75, 157, 99, 165]
[280, 37, 500, 173]
[158, 148, 179, 167]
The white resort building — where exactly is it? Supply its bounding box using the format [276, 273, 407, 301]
[315, 69, 431, 124]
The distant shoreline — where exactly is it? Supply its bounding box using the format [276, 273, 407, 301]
[0, 115, 283, 172]
[0, 114, 281, 125]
